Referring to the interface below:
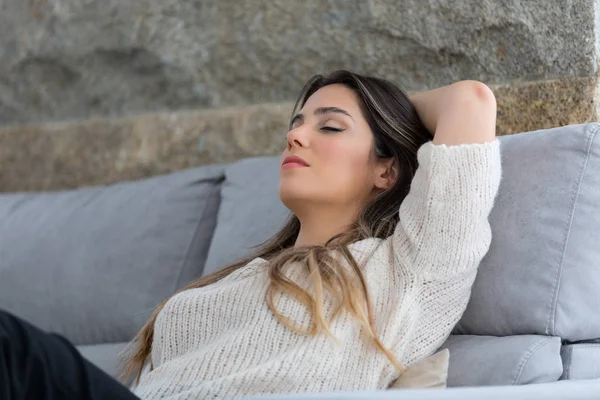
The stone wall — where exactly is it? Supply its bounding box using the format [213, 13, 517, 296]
[1, 0, 599, 191]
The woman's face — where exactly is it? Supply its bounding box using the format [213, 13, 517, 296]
[279, 84, 391, 213]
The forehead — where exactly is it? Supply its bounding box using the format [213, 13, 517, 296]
[301, 84, 362, 117]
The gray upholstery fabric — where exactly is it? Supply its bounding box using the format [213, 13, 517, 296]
[561, 343, 600, 380]
[247, 380, 600, 400]
[0, 165, 225, 345]
[203, 156, 290, 275]
[440, 335, 563, 387]
[455, 123, 600, 341]
[77, 342, 128, 379]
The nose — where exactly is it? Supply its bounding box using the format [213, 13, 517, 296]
[286, 125, 310, 150]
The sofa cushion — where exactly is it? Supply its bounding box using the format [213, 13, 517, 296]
[203, 156, 290, 275]
[560, 343, 600, 380]
[77, 342, 128, 380]
[454, 123, 600, 341]
[440, 335, 563, 387]
[0, 165, 225, 345]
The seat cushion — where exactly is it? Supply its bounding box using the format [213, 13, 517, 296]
[454, 123, 600, 341]
[203, 156, 290, 275]
[0, 165, 225, 345]
[561, 343, 600, 380]
[440, 334, 563, 386]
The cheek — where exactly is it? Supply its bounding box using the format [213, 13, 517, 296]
[318, 140, 370, 182]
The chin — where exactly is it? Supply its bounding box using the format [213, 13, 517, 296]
[278, 184, 312, 208]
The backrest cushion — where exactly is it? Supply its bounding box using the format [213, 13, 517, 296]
[455, 123, 600, 341]
[203, 156, 290, 275]
[0, 165, 225, 345]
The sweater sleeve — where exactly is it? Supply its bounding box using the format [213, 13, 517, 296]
[385, 138, 503, 370]
[391, 138, 502, 278]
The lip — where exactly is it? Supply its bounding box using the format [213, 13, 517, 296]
[282, 155, 310, 168]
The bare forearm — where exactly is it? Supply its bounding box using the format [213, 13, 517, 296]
[409, 80, 489, 137]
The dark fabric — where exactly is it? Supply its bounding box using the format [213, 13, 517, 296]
[0, 309, 139, 400]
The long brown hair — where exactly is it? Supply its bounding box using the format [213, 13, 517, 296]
[120, 70, 433, 385]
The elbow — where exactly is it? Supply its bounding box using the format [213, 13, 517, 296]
[457, 80, 497, 106]
[472, 81, 496, 106]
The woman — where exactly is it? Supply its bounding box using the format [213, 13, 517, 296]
[0, 70, 502, 399]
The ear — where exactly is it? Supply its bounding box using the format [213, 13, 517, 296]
[373, 158, 397, 190]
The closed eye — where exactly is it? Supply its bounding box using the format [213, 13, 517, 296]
[321, 127, 344, 132]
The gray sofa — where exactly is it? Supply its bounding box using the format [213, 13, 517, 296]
[1, 122, 599, 399]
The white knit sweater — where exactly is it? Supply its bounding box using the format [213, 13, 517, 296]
[131, 139, 503, 399]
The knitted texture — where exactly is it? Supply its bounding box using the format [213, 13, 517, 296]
[131, 139, 503, 399]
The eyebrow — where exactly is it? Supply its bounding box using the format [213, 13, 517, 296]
[290, 106, 355, 127]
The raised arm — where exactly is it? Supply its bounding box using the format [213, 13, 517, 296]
[387, 81, 503, 366]
[390, 80, 502, 278]
[409, 80, 497, 146]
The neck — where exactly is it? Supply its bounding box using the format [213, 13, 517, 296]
[293, 206, 359, 248]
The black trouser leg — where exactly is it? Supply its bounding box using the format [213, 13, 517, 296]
[0, 309, 140, 400]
